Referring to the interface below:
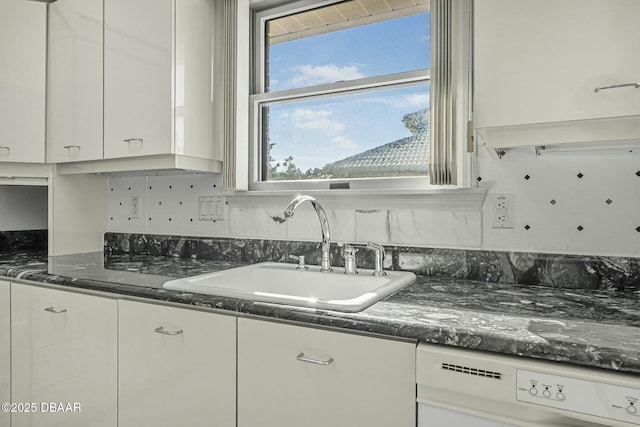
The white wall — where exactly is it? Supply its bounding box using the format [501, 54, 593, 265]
[0, 185, 48, 231]
[107, 144, 640, 258]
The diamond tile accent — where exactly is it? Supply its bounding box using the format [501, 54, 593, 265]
[524, 174, 530, 180]
[577, 225, 584, 231]
[577, 173, 584, 179]
[605, 199, 613, 205]
[550, 199, 556, 205]
[636, 227, 640, 232]
[524, 225, 531, 230]
[636, 171, 640, 177]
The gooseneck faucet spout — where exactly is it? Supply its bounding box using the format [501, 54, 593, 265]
[284, 195, 332, 272]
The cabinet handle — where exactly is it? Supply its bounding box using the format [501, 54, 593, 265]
[63, 145, 81, 149]
[296, 352, 334, 366]
[44, 307, 67, 314]
[124, 138, 144, 144]
[0, 146, 10, 154]
[594, 82, 640, 93]
[154, 326, 183, 336]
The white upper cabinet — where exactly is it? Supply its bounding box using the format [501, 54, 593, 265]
[47, 0, 104, 163]
[104, 0, 172, 159]
[104, 0, 218, 161]
[0, 0, 46, 163]
[474, 0, 640, 151]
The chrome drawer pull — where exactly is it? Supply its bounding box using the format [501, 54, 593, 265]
[594, 82, 640, 93]
[44, 307, 67, 314]
[296, 352, 334, 366]
[124, 138, 144, 144]
[0, 146, 10, 154]
[63, 145, 81, 149]
[154, 326, 183, 336]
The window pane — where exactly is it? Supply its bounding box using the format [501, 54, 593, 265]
[265, 1, 430, 92]
[262, 84, 430, 181]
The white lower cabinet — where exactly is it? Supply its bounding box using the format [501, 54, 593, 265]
[237, 318, 416, 427]
[0, 281, 9, 427]
[11, 284, 117, 427]
[118, 300, 236, 427]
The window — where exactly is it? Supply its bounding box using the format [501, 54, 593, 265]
[249, 0, 470, 190]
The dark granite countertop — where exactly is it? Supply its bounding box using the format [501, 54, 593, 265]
[1, 250, 639, 376]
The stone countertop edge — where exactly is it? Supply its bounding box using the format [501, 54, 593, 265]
[1, 253, 639, 376]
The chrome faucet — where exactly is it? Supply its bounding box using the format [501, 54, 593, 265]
[284, 195, 332, 272]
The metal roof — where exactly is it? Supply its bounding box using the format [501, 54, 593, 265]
[323, 109, 430, 178]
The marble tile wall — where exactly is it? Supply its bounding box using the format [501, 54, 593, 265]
[105, 233, 640, 292]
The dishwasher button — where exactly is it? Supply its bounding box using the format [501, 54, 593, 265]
[556, 392, 565, 401]
[627, 405, 637, 415]
[543, 390, 551, 398]
[529, 387, 538, 396]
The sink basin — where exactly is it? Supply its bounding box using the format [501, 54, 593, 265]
[163, 262, 416, 312]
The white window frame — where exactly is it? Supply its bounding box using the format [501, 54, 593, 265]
[248, 0, 473, 192]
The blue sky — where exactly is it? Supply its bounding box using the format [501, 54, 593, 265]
[266, 12, 430, 174]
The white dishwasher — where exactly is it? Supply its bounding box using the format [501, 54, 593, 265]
[417, 343, 640, 427]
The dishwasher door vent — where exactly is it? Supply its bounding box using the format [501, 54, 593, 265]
[441, 362, 502, 380]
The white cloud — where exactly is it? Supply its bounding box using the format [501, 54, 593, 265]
[402, 93, 430, 108]
[289, 64, 365, 87]
[292, 108, 345, 135]
[330, 136, 360, 153]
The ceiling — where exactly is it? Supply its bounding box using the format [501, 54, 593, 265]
[268, 0, 430, 44]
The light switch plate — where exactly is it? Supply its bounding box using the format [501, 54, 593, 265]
[198, 196, 227, 221]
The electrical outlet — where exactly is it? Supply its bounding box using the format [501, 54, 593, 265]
[131, 196, 141, 218]
[491, 193, 515, 228]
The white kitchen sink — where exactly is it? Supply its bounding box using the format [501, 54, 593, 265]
[163, 262, 416, 312]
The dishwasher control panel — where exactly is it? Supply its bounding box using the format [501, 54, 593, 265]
[517, 369, 640, 425]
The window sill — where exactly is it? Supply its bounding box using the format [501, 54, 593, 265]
[224, 187, 486, 211]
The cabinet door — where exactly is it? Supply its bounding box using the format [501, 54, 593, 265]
[0, 281, 9, 427]
[0, 0, 46, 163]
[104, 0, 173, 159]
[118, 300, 236, 427]
[47, 0, 103, 163]
[11, 284, 117, 427]
[474, 0, 640, 128]
[238, 318, 416, 427]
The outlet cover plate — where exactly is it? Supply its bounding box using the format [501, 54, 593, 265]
[491, 193, 515, 228]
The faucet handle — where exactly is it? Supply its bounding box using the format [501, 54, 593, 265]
[289, 254, 308, 270]
[366, 242, 387, 277]
[338, 243, 358, 275]
[338, 242, 357, 257]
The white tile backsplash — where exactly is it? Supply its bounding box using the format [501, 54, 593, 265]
[228, 206, 287, 239]
[478, 145, 640, 256]
[354, 210, 390, 244]
[388, 209, 482, 248]
[107, 144, 640, 257]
